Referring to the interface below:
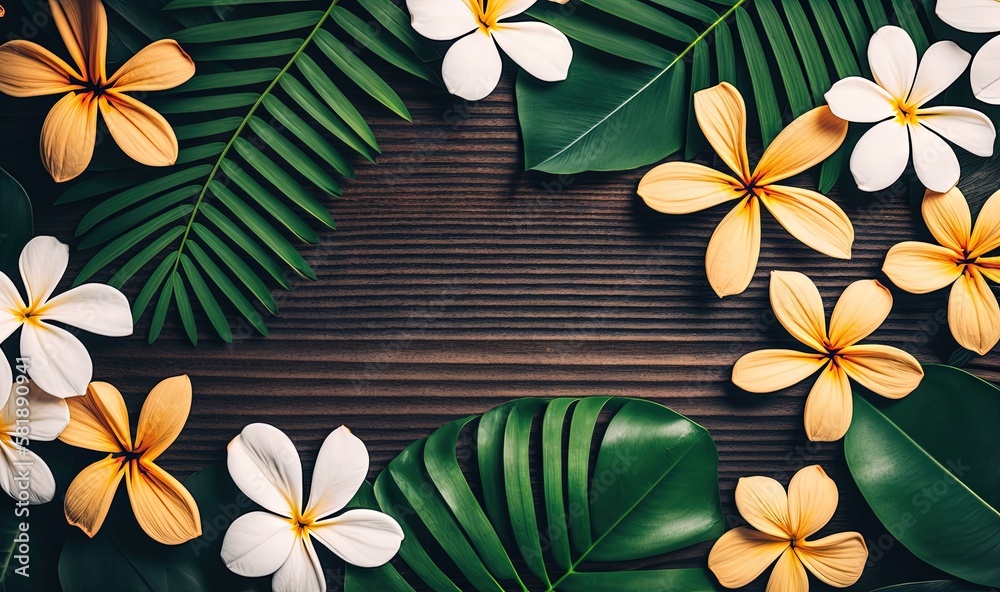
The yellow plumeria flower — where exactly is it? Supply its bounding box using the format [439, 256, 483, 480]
[884, 186, 1000, 355]
[59, 376, 202, 545]
[733, 271, 923, 441]
[638, 82, 853, 297]
[709, 465, 868, 591]
[0, 0, 195, 182]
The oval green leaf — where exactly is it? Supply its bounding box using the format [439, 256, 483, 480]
[0, 168, 32, 274]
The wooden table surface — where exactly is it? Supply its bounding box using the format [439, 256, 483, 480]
[5, 64, 992, 590]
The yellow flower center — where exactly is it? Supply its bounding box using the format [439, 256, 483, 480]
[13, 305, 41, 325]
[291, 511, 315, 537]
[893, 98, 919, 126]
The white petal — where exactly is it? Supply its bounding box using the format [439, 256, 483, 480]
[221, 511, 297, 578]
[310, 509, 405, 568]
[971, 36, 1000, 104]
[18, 237, 68, 308]
[910, 124, 961, 193]
[273, 537, 326, 592]
[868, 26, 917, 99]
[824, 77, 895, 122]
[919, 106, 996, 156]
[442, 30, 502, 101]
[936, 0, 1000, 33]
[405, 0, 479, 41]
[1, 382, 68, 441]
[0, 273, 27, 327]
[0, 444, 56, 504]
[908, 41, 970, 106]
[227, 423, 303, 518]
[491, 21, 572, 83]
[305, 426, 369, 519]
[850, 119, 910, 192]
[20, 323, 92, 398]
[38, 283, 133, 337]
[491, 0, 535, 21]
[0, 362, 10, 413]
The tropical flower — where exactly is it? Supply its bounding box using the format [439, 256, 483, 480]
[0, 381, 69, 505]
[0, 236, 132, 399]
[221, 424, 404, 592]
[406, 0, 572, 101]
[0, 0, 195, 182]
[58, 376, 201, 545]
[732, 271, 923, 441]
[884, 186, 1000, 355]
[825, 25, 995, 193]
[709, 465, 868, 591]
[637, 82, 852, 297]
[936, 0, 1000, 104]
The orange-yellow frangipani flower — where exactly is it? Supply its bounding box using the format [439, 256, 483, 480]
[733, 271, 923, 441]
[883, 186, 1000, 355]
[59, 376, 201, 545]
[709, 465, 868, 591]
[0, 0, 195, 182]
[638, 82, 853, 297]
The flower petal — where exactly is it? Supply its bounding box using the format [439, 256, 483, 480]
[824, 77, 896, 123]
[908, 41, 971, 106]
[0, 40, 83, 97]
[106, 39, 195, 92]
[694, 82, 752, 181]
[918, 106, 996, 157]
[0, 273, 26, 322]
[64, 455, 124, 538]
[804, 363, 852, 442]
[59, 381, 131, 452]
[977, 256, 1000, 283]
[221, 511, 297, 578]
[732, 350, 827, 393]
[306, 426, 370, 519]
[491, 21, 571, 83]
[971, 35, 1000, 104]
[922, 186, 972, 253]
[795, 532, 868, 587]
[708, 527, 789, 588]
[753, 106, 848, 186]
[40, 91, 98, 183]
[838, 344, 924, 399]
[828, 280, 892, 349]
[735, 476, 792, 539]
[759, 185, 853, 259]
[768, 271, 828, 353]
[850, 119, 910, 192]
[228, 423, 303, 518]
[1, 381, 69, 441]
[99, 92, 179, 167]
[910, 123, 961, 193]
[706, 196, 761, 298]
[20, 322, 93, 399]
[49, 0, 107, 82]
[272, 537, 326, 592]
[38, 283, 133, 337]
[405, 0, 479, 41]
[487, 0, 535, 21]
[936, 0, 1000, 33]
[19, 236, 68, 308]
[766, 547, 809, 592]
[882, 241, 963, 293]
[0, 363, 10, 417]
[786, 465, 838, 540]
[310, 509, 405, 568]
[0, 444, 57, 504]
[637, 162, 744, 215]
[949, 268, 1000, 355]
[134, 376, 191, 462]
[867, 25, 917, 100]
[441, 30, 502, 101]
[969, 188, 1000, 258]
[126, 460, 201, 545]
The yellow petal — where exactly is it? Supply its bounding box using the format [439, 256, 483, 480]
[786, 465, 838, 540]
[637, 162, 744, 215]
[753, 106, 848, 186]
[827, 280, 892, 349]
[708, 527, 789, 588]
[766, 547, 809, 592]
[769, 271, 828, 353]
[59, 381, 132, 453]
[706, 196, 761, 297]
[882, 241, 962, 294]
[694, 82, 752, 181]
[759, 185, 853, 259]
[803, 363, 851, 442]
[795, 532, 868, 588]
[0, 40, 83, 97]
[976, 256, 1000, 283]
[40, 90, 98, 183]
[735, 476, 792, 539]
[126, 460, 202, 545]
[50, 0, 107, 83]
[949, 268, 1000, 355]
[837, 344, 924, 399]
[922, 187, 971, 253]
[64, 455, 124, 538]
[106, 39, 195, 93]
[134, 375, 191, 462]
[732, 350, 827, 393]
[99, 92, 179, 167]
[969, 188, 1000, 258]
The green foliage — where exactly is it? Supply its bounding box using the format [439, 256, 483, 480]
[845, 365, 1000, 587]
[870, 582, 996, 592]
[0, 168, 32, 275]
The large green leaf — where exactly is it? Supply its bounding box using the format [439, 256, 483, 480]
[845, 365, 1000, 587]
[0, 168, 32, 274]
[346, 397, 724, 591]
[870, 582, 995, 592]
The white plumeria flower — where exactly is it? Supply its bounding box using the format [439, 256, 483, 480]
[0, 237, 132, 399]
[937, 0, 1000, 103]
[0, 381, 69, 505]
[221, 424, 404, 592]
[407, 0, 573, 101]
[825, 25, 996, 193]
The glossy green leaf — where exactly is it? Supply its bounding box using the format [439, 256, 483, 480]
[172, 11, 324, 43]
[331, 6, 440, 84]
[173, 272, 199, 345]
[0, 168, 32, 274]
[870, 582, 994, 592]
[314, 28, 411, 120]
